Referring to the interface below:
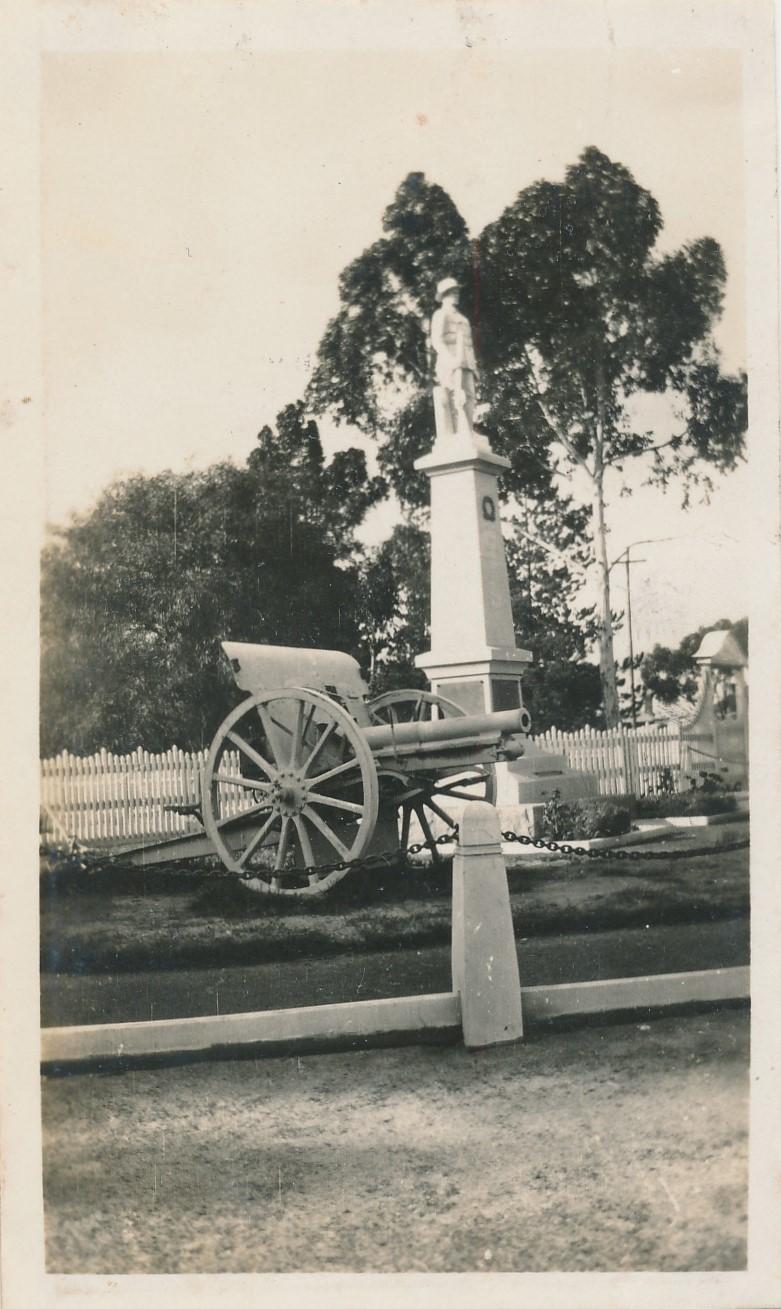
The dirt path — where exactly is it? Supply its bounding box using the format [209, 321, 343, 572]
[42, 917, 749, 1028]
[42, 1007, 748, 1274]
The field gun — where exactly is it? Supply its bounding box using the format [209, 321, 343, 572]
[126, 641, 531, 896]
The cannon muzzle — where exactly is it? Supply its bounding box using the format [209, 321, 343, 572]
[363, 706, 529, 754]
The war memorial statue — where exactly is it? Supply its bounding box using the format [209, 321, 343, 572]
[429, 276, 480, 440]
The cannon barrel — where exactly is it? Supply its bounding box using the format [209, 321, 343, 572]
[363, 706, 528, 753]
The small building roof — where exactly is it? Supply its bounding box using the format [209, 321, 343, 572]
[693, 630, 747, 668]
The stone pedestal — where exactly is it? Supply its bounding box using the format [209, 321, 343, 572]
[414, 436, 531, 717]
[415, 431, 599, 814]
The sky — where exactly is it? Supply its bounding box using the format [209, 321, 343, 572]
[41, 40, 750, 659]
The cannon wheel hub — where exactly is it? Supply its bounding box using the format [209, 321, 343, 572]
[272, 771, 309, 817]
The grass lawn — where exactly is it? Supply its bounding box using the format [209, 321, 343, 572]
[40, 825, 749, 975]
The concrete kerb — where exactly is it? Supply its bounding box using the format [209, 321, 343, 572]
[664, 809, 750, 828]
[40, 993, 463, 1070]
[40, 802, 749, 1073]
[523, 966, 749, 1023]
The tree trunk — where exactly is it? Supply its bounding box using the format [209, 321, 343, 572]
[592, 472, 620, 725]
[592, 478, 619, 725]
[367, 640, 377, 686]
[593, 368, 621, 727]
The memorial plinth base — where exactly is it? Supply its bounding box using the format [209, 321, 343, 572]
[414, 430, 598, 813]
[415, 646, 532, 718]
[414, 436, 531, 717]
[495, 744, 599, 808]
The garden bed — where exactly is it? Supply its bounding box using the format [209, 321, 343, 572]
[504, 822, 671, 857]
[503, 808, 749, 856]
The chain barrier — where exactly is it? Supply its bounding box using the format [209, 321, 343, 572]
[498, 828, 749, 862]
[227, 824, 750, 879]
[44, 822, 749, 884]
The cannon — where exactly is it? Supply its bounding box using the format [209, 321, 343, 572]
[126, 641, 531, 896]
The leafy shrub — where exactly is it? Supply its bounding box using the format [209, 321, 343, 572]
[635, 790, 738, 819]
[690, 770, 743, 794]
[541, 795, 632, 841]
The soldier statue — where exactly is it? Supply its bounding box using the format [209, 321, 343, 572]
[429, 276, 479, 439]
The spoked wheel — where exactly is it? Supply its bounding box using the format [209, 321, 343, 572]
[368, 689, 466, 727]
[368, 689, 497, 862]
[203, 689, 379, 896]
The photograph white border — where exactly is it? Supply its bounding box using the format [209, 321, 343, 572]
[2, 2, 779, 1306]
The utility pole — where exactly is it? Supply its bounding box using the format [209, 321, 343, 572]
[623, 547, 645, 730]
[610, 537, 679, 730]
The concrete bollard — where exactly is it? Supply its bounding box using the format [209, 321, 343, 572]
[451, 800, 524, 1049]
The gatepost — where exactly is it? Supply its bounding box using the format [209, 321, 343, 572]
[451, 801, 524, 1048]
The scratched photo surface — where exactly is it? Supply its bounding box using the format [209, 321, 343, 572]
[9, 2, 779, 1306]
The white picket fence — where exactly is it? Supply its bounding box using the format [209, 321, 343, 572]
[40, 745, 251, 849]
[534, 723, 689, 798]
[39, 724, 699, 849]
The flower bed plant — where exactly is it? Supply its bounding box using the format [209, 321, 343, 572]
[635, 790, 738, 820]
[540, 794, 633, 842]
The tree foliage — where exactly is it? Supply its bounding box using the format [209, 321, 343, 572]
[354, 522, 431, 694]
[308, 153, 747, 725]
[505, 497, 602, 731]
[41, 404, 385, 755]
[308, 173, 471, 441]
[43, 155, 748, 752]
